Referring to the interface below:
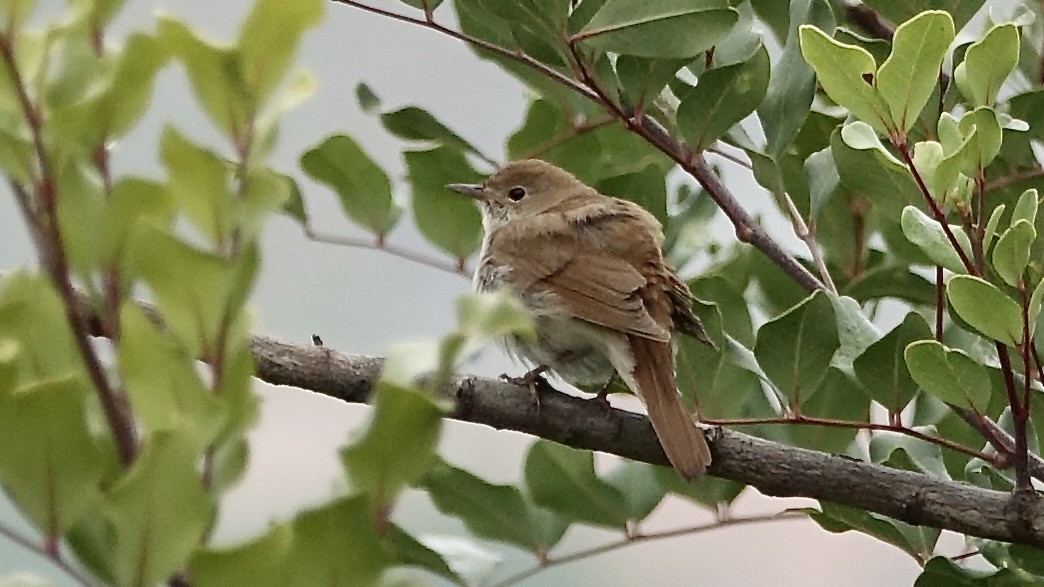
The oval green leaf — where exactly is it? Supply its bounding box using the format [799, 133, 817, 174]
[904, 340, 991, 412]
[946, 275, 1024, 345]
[577, 0, 738, 58]
[678, 45, 770, 152]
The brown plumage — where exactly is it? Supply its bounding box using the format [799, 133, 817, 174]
[448, 159, 712, 479]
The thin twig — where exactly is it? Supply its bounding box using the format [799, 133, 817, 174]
[0, 522, 95, 587]
[706, 144, 753, 170]
[305, 225, 469, 276]
[491, 512, 804, 587]
[703, 415, 994, 462]
[781, 191, 837, 293]
[983, 166, 1044, 193]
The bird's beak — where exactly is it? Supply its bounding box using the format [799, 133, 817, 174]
[446, 183, 485, 200]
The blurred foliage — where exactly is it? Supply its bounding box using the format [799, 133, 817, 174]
[2, 0, 1044, 585]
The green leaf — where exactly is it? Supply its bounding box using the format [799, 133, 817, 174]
[191, 525, 294, 587]
[397, 0, 445, 10]
[1030, 279, 1044, 337]
[904, 340, 991, 412]
[810, 502, 937, 563]
[106, 432, 213, 587]
[420, 462, 563, 552]
[355, 82, 381, 114]
[0, 376, 103, 537]
[677, 44, 770, 152]
[759, 0, 835, 156]
[300, 134, 399, 237]
[98, 178, 175, 268]
[128, 226, 246, 357]
[916, 556, 1010, 586]
[160, 126, 233, 244]
[238, 0, 322, 102]
[992, 219, 1036, 287]
[828, 294, 881, 374]
[654, 466, 744, 509]
[831, 123, 916, 215]
[900, 206, 974, 273]
[954, 23, 1018, 107]
[286, 497, 393, 586]
[804, 148, 841, 218]
[52, 33, 169, 144]
[842, 264, 935, 306]
[603, 461, 668, 521]
[577, 0, 738, 58]
[157, 16, 251, 136]
[869, 428, 950, 479]
[875, 11, 954, 133]
[381, 106, 485, 159]
[861, 0, 984, 33]
[342, 383, 443, 510]
[385, 527, 461, 584]
[799, 25, 893, 135]
[118, 304, 226, 446]
[524, 440, 629, 529]
[854, 312, 933, 412]
[982, 203, 1005, 253]
[0, 272, 88, 385]
[457, 290, 535, 345]
[955, 107, 1002, 172]
[1012, 188, 1039, 226]
[406, 146, 484, 259]
[946, 275, 1024, 345]
[753, 291, 840, 408]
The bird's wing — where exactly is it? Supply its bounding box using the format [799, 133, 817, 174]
[491, 214, 671, 342]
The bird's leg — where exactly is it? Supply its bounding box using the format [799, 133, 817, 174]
[590, 374, 619, 412]
[500, 365, 550, 410]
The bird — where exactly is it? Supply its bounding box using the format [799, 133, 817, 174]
[447, 159, 713, 480]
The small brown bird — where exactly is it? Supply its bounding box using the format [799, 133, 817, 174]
[447, 159, 713, 480]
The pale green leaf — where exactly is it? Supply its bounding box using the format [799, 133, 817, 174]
[992, 219, 1036, 287]
[946, 275, 1024, 345]
[900, 206, 973, 273]
[954, 23, 1019, 107]
[577, 0, 737, 58]
[799, 25, 893, 135]
[678, 44, 770, 152]
[300, 134, 400, 237]
[876, 11, 954, 132]
[904, 340, 991, 412]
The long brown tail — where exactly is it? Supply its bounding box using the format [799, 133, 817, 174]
[627, 335, 712, 480]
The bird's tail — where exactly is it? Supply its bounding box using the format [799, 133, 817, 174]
[627, 335, 712, 480]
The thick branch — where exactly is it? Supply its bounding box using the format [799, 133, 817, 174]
[248, 334, 1044, 548]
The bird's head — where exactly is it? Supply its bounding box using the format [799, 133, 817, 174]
[446, 159, 591, 226]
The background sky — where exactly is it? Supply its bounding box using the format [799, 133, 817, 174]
[0, 1, 1007, 585]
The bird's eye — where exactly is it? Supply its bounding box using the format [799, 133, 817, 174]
[508, 186, 526, 201]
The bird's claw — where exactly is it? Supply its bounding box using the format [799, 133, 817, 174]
[500, 366, 550, 412]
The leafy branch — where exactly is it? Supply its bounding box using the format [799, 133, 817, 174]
[331, 0, 825, 293]
[0, 27, 139, 467]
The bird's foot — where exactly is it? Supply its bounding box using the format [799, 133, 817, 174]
[590, 385, 613, 413]
[588, 375, 619, 414]
[500, 365, 550, 412]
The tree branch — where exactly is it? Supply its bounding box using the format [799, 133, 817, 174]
[242, 334, 1044, 548]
